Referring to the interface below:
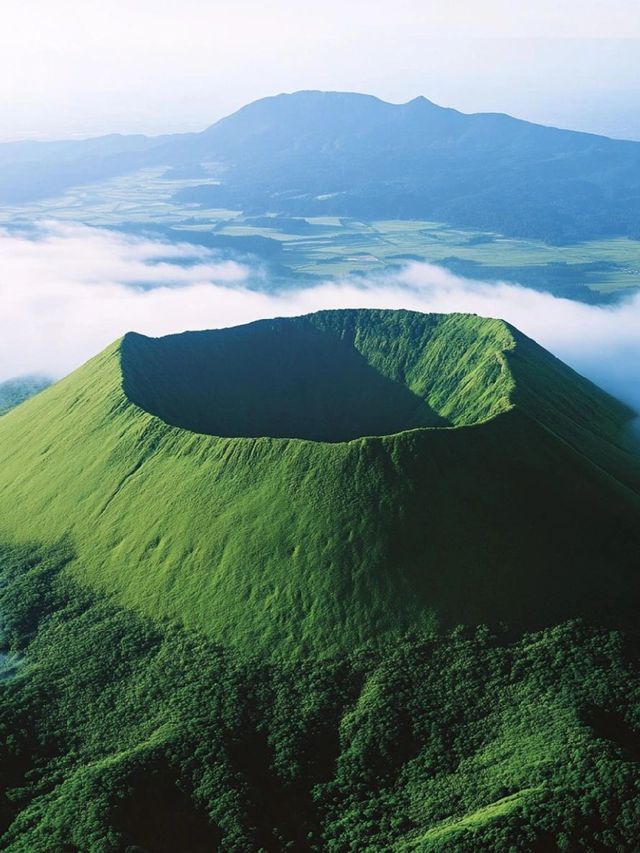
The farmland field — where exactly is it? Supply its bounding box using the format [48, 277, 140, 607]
[2, 167, 639, 301]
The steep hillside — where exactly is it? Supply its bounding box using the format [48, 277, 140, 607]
[0, 309, 638, 657]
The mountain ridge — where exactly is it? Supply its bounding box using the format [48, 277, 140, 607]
[1, 91, 640, 242]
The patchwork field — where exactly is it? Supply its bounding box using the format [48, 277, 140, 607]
[3, 167, 639, 302]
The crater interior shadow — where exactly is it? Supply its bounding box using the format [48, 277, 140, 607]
[122, 324, 450, 442]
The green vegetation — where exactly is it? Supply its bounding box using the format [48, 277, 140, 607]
[1, 543, 640, 851]
[214, 217, 640, 301]
[1, 309, 640, 849]
[0, 309, 638, 659]
[407, 789, 543, 846]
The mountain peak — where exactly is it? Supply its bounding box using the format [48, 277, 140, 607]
[3, 90, 639, 243]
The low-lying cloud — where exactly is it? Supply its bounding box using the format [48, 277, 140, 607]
[1, 222, 639, 413]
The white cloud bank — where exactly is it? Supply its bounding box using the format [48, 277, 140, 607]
[1, 222, 639, 413]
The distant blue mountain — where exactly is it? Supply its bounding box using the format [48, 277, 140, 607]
[2, 91, 640, 243]
[0, 375, 52, 415]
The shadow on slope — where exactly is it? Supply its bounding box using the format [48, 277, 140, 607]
[111, 763, 220, 853]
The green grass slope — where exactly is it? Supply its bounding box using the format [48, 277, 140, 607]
[0, 309, 638, 657]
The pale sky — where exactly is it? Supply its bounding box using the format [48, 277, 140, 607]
[2, 0, 640, 141]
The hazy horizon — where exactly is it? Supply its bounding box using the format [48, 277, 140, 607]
[2, 0, 640, 142]
[4, 81, 640, 145]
